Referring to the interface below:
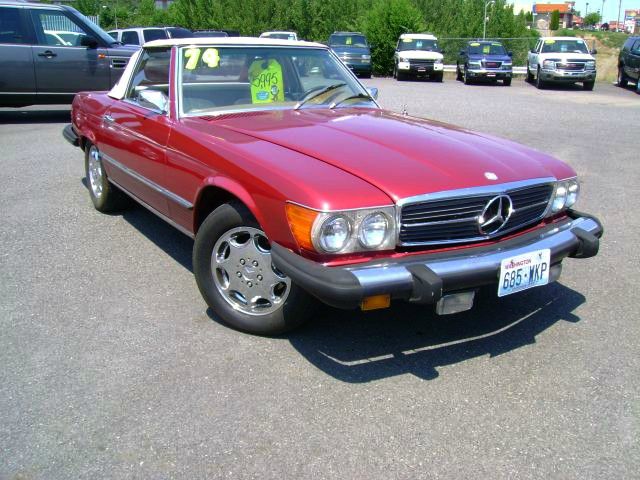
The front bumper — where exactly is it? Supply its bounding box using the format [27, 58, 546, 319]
[271, 211, 602, 310]
[467, 68, 512, 79]
[398, 62, 444, 74]
[343, 62, 372, 75]
[541, 69, 596, 82]
[62, 124, 79, 147]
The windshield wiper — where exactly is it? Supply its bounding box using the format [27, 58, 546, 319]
[329, 92, 373, 109]
[294, 82, 347, 110]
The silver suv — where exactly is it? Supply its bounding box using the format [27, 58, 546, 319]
[0, 0, 137, 108]
[107, 26, 192, 46]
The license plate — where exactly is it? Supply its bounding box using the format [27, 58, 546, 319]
[418, 68, 426, 72]
[498, 249, 550, 297]
[487, 73, 496, 77]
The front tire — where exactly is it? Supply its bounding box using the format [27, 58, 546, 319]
[526, 62, 534, 83]
[463, 66, 472, 85]
[617, 66, 628, 87]
[193, 202, 315, 335]
[84, 144, 131, 212]
[503, 78, 512, 86]
[535, 68, 546, 89]
[583, 80, 595, 91]
[433, 72, 443, 82]
[456, 64, 462, 81]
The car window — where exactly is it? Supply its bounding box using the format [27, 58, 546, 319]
[166, 27, 192, 39]
[329, 35, 367, 48]
[179, 46, 371, 115]
[398, 38, 439, 52]
[30, 9, 92, 47]
[541, 39, 588, 54]
[143, 29, 168, 43]
[107, 31, 118, 40]
[121, 31, 140, 45]
[632, 39, 640, 52]
[0, 7, 29, 44]
[126, 48, 171, 106]
[468, 42, 506, 55]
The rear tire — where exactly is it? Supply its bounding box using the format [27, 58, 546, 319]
[617, 66, 628, 87]
[583, 80, 595, 91]
[193, 202, 315, 335]
[84, 143, 131, 213]
[456, 64, 462, 81]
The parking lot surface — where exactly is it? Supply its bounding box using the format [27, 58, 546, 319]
[1, 79, 639, 479]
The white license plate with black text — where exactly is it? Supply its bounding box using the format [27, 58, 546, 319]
[498, 249, 551, 297]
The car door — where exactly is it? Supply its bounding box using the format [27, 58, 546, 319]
[529, 40, 541, 70]
[98, 47, 173, 216]
[29, 7, 111, 95]
[0, 5, 36, 106]
[627, 39, 640, 81]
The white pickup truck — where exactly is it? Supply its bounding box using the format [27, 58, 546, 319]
[526, 37, 597, 90]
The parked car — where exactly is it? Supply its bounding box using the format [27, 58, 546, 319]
[617, 36, 640, 90]
[63, 38, 602, 335]
[192, 30, 228, 38]
[107, 26, 193, 46]
[260, 31, 298, 41]
[457, 40, 513, 86]
[328, 31, 371, 78]
[0, 0, 137, 108]
[393, 33, 444, 82]
[526, 36, 597, 90]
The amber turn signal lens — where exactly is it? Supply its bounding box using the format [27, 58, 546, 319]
[361, 294, 391, 311]
[285, 203, 318, 251]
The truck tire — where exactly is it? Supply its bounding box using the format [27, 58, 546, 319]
[617, 66, 628, 87]
[583, 80, 595, 91]
[526, 63, 534, 83]
[535, 68, 546, 89]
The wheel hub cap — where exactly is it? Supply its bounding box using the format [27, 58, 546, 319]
[88, 147, 104, 198]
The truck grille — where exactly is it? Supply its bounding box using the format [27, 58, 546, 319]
[556, 60, 585, 71]
[410, 59, 435, 67]
[483, 60, 502, 69]
[399, 182, 554, 245]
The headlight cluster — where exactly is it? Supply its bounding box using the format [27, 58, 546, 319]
[549, 178, 580, 214]
[399, 56, 409, 63]
[469, 60, 482, 67]
[542, 60, 556, 70]
[434, 58, 443, 64]
[361, 54, 371, 60]
[286, 203, 396, 254]
[586, 60, 596, 70]
[502, 61, 512, 70]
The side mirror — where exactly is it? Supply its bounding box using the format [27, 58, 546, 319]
[367, 87, 379, 100]
[459, 50, 465, 56]
[138, 89, 168, 113]
[591, 48, 598, 54]
[530, 48, 536, 53]
[440, 49, 445, 54]
[79, 35, 98, 49]
[508, 51, 513, 57]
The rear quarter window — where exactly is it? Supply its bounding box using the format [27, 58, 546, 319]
[121, 31, 139, 45]
[143, 29, 168, 42]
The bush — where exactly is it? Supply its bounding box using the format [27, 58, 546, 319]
[550, 10, 560, 30]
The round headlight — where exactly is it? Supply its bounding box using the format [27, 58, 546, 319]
[551, 184, 568, 212]
[359, 212, 389, 248]
[566, 180, 580, 208]
[319, 216, 351, 252]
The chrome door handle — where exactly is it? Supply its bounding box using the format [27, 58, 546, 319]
[37, 50, 57, 58]
[103, 114, 114, 123]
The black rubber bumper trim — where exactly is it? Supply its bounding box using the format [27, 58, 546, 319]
[62, 124, 79, 147]
[271, 244, 363, 310]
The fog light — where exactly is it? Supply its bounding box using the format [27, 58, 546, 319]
[361, 294, 391, 311]
[435, 291, 475, 315]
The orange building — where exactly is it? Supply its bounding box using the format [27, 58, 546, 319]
[533, 2, 577, 29]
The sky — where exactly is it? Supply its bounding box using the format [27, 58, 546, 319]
[511, 1, 640, 22]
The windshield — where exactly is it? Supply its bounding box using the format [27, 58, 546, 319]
[329, 34, 368, 48]
[541, 39, 589, 54]
[68, 7, 118, 46]
[263, 33, 296, 40]
[468, 42, 506, 55]
[398, 38, 439, 52]
[179, 46, 373, 116]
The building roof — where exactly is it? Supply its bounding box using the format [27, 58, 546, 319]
[534, 3, 573, 14]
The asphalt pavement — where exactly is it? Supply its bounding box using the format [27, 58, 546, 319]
[1, 78, 639, 479]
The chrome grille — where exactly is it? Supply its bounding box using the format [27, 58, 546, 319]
[483, 60, 502, 69]
[410, 59, 435, 67]
[556, 61, 585, 71]
[399, 182, 554, 245]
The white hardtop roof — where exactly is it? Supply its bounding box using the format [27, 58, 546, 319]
[260, 31, 297, 35]
[541, 36, 587, 41]
[144, 36, 324, 49]
[400, 33, 437, 40]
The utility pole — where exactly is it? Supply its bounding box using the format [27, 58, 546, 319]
[586, 2, 589, 17]
[601, 0, 605, 25]
[616, 0, 621, 31]
[483, 0, 495, 39]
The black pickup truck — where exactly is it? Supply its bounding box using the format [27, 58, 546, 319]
[0, 0, 137, 108]
[618, 36, 640, 93]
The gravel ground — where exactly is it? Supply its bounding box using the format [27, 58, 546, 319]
[1, 78, 639, 479]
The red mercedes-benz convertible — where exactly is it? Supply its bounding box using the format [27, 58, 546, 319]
[63, 38, 602, 335]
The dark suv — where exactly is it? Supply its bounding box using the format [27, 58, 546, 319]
[457, 40, 513, 86]
[328, 32, 372, 78]
[618, 36, 640, 93]
[0, 0, 137, 108]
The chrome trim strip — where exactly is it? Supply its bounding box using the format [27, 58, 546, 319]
[405, 215, 478, 227]
[100, 152, 193, 210]
[348, 217, 599, 298]
[286, 200, 395, 213]
[108, 177, 195, 239]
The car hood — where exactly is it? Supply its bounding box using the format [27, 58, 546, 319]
[538, 52, 595, 61]
[185, 109, 574, 202]
[468, 54, 512, 62]
[398, 50, 443, 60]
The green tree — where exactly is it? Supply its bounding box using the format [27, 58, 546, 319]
[360, 0, 426, 75]
[550, 9, 560, 30]
[583, 12, 601, 26]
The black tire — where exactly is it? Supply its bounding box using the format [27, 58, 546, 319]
[84, 143, 131, 212]
[463, 66, 472, 85]
[433, 72, 443, 82]
[617, 66, 628, 87]
[535, 68, 546, 89]
[526, 63, 534, 83]
[193, 202, 316, 335]
[362, 72, 372, 79]
[583, 80, 595, 91]
[456, 64, 462, 81]
[503, 77, 512, 86]
[396, 69, 406, 81]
